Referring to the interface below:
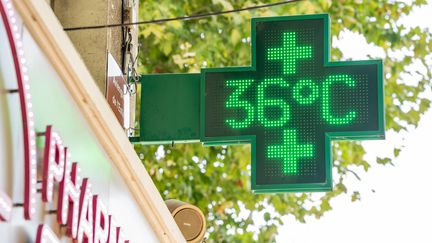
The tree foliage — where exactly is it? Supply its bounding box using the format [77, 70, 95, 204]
[134, 0, 432, 242]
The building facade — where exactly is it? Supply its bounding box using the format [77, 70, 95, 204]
[0, 0, 184, 242]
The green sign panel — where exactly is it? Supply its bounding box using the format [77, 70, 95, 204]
[136, 14, 385, 193]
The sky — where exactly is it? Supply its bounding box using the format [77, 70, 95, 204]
[277, 2, 432, 243]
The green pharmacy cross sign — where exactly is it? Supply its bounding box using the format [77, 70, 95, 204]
[136, 14, 385, 193]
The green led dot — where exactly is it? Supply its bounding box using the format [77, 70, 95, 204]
[257, 78, 290, 127]
[267, 32, 312, 75]
[225, 79, 254, 129]
[292, 79, 319, 105]
[322, 74, 357, 125]
[268, 129, 314, 175]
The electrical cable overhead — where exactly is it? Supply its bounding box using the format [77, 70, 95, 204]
[64, 0, 303, 31]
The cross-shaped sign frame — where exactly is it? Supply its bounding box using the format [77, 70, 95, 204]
[135, 14, 385, 193]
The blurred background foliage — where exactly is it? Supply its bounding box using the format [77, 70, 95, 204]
[134, 0, 432, 242]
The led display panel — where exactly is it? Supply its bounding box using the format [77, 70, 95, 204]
[202, 14, 384, 192]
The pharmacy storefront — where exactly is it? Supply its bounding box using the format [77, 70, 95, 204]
[0, 0, 184, 242]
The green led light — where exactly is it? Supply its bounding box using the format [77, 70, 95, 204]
[267, 32, 312, 75]
[202, 15, 384, 192]
[322, 74, 357, 125]
[268, 129, 314, 175]
[292, 79, 319, 105]
[225, 79, 255, 129]
[257, 78, 290, 127]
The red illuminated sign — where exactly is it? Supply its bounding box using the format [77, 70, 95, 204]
[0, 1, 129, 242]
[36, 225, 60, 243]
[0, 0, 37, 220]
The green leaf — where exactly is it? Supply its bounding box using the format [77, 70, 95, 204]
[377, 157, 393, 166]
[393, 148, 401, 157]
[351, 191, 361, 202]
[230, 29, 241, 45]
[264, 212, 271, 222]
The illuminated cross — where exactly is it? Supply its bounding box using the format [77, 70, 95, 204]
[267, 32, 312, 75]
[201, 15, 384, 193]
[268, 130, 314, 174]
[137, 14, 385, 193]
